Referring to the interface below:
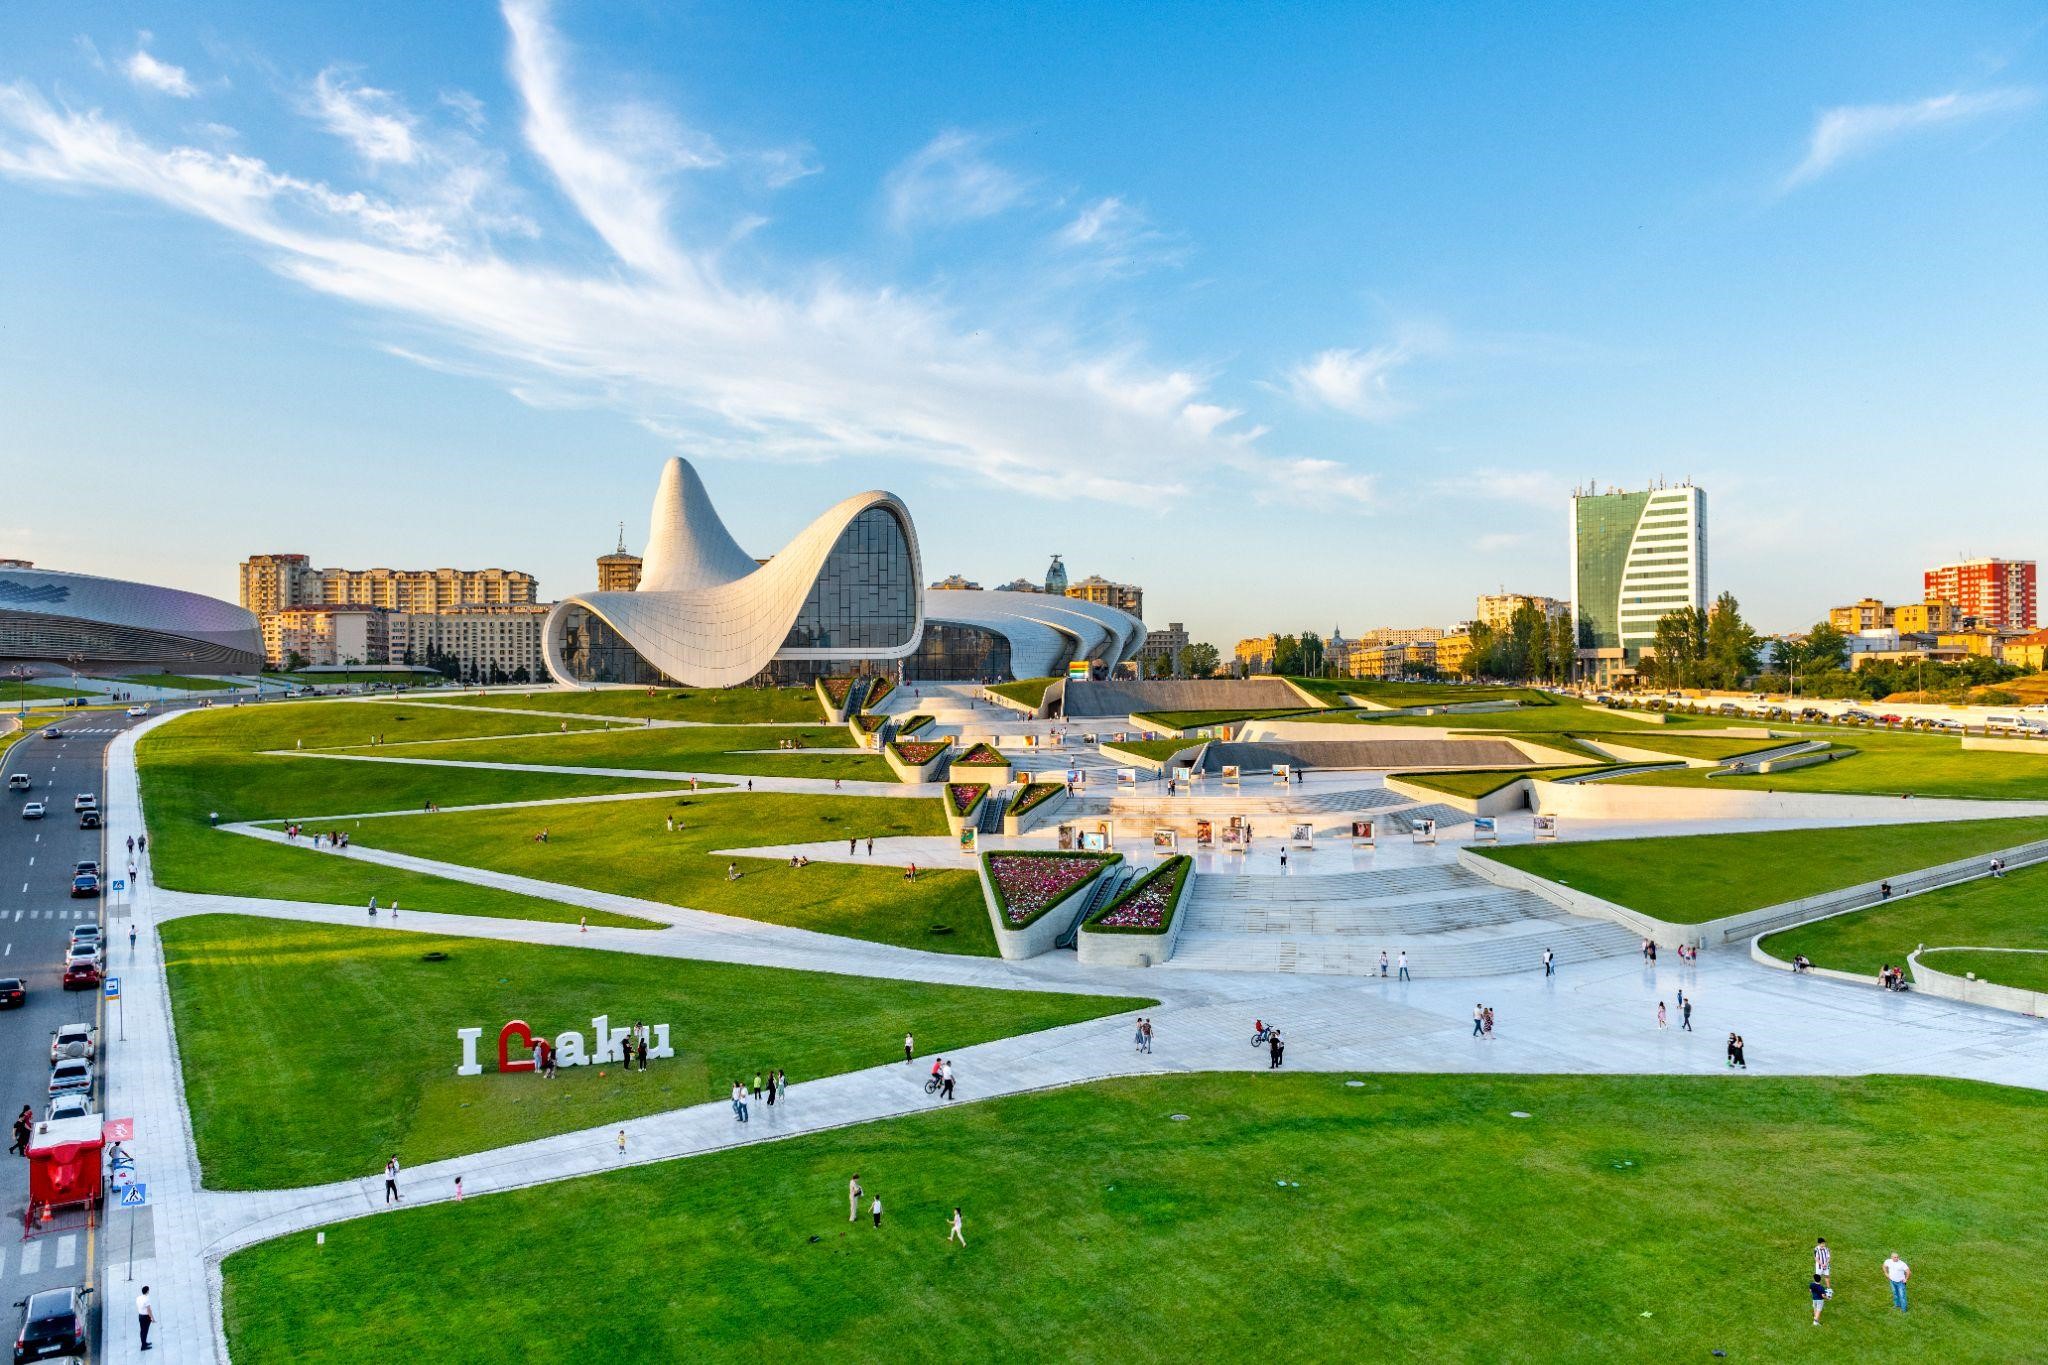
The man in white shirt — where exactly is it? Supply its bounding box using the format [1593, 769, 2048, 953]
[940, 1059, 955, 1101]
[136, 1286, 155, 1351]
[849, 1175, 862, 1222]
[871, 1194, 884, 1229]
[1543, 947, 1554, 977]
[383, 1155, 400, 1204]
[1883, 1252, 1911, 1312]
[1398, 951, 1410, 981]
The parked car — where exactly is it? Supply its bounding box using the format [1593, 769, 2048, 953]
[59, 960, 99, 991]
[44, 1093, 91, 1124]
[19, 802, 44, 821]
[76, 810, 99, 830]
[5, 773, 27, 791]
[11, 1285, 90, 1363]
[72, 862, 98, 879]
[0, 979, 24, 1010]
[68, 925, 100, 947]
[46, 1059, 92, 1102]
[48, 1024, 97, 1066]
[70, 794, 94, 813]
[67, 873, 98, 900]
[63, 942, 100, 970]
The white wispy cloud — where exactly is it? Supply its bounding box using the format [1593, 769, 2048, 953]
[0, 2, 1377, 509]
[1784, 87, 2039, 187]
[1284, 344, 1410, 419]
[313, 69, 418, 164]
[884, 129, 1029, 230]
[1432, 467, 1569, 508]
[1053, 195, 1185, 277]
[122, 38, 195, 98]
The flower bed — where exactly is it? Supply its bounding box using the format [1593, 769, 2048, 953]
[1088, 855, 1190, 933]
[889, 740, 949, 766]
[821, 677, 858, 706]
[863, 676, 895, 708]
[946, 783, 989, 818]
[1009, 782, 1065, 817]
[957, 742, 1008, 766]
[982, 851, 1119, 927]
[854, 714, 889, 734]
[896, 714, 935, 736]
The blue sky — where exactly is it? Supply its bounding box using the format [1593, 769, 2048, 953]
[2, 2, 2044, 645]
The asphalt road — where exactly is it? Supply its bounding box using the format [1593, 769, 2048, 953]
[0, 708, 142, 1345]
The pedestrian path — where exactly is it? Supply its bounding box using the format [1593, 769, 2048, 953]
[258, 749, 933, 797]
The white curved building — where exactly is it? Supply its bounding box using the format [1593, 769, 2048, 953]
[544, 459, 1145, 689]
[0, 564, 264, 675]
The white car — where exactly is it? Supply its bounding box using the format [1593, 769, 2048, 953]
[125, 705, 148, 718]
[6, 773, 27, 791]
[49, 1023, 98, 1066]
[72, 794, 96, 812]
[64, 944, 101, 971]
[20, 801, 45, 821]
[45, 1093, 93, 1123]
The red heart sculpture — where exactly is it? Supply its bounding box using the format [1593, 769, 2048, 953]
[497, 1019, 537, 1073]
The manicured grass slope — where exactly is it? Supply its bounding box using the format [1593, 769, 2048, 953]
[1617, 727, 2048, 800]
[985, 676, 1057, 709]
[345, 790, 996, 953]
[1762, 860, 2048, 981]
[349, 722, 893, 781]
[122, 672, 244, 690]
[139, 704, 678, 927]
[1918, 948, 2048, 993]
[221, 1073, 2048, 1363]
[428, 686, 819, 723]
[1483, 817, 2048, 923]
[1397, 765, 1611, 798]
[4, 683, 91, 701]
[166, 916, 1147, 1188]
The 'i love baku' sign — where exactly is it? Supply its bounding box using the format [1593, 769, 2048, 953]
[455, 1014, 674, 1076]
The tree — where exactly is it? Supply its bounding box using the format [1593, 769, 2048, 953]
[1508, 604, 1547, 681]
[1704, 591, 1761, 688]
[1546, 608, 1576, 684]
[283, 650, 308, 673]
[1179, 642, 1220, 678]
[1297, 632, 1325, 678]
[1648, 607, 1709, 688]
[1269, 634, 1303, 677]
[1798, 621, 1849, 673]
[1462, 622, 1498, 679]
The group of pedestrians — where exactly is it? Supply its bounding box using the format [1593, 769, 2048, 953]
[8, 1105, 31, 1156]
[844, 837, 876, 855]
[1131, 1017, 1155, 1054]
[926, 1056, 957, 1100]
[285, 825, 350, 849]
[1809, 1237, 1913, 1323]
[1879, 964, 1910, 991]
[1376, 949, 1410, 980]
[1470, 1004, 1496, 1039]
[730, 1069, 789, 1122]
[1657, 990, 1695, 1032]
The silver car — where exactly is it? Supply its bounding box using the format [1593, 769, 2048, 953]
[45, 1093, 92, 1124]
[49, 1023, 97, 1066]
[47, 1059, 92, 1102]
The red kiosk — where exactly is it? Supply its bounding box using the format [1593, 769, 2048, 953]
[26, 1115, 104, 1221]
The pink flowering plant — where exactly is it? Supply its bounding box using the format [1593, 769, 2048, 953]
[956, 742, 1009, 766]
[889, 739, 950, 767]
[863, 676, 895, 708]
[821, 677, 857, 705]
[1088, 856, 1191, 934]
[855, 714, 888, 734]
[946, 783, 989, 818]
[1008, 782, 1064, 817]
[896, 714, 935, 736]
[983, 851, 1119, 927]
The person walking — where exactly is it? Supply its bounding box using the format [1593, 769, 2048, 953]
[904, 1032, 916, 1064]
[617, 1129, 627, 1156]
[1883, 1252, 1911, 1312]
[1681, 996, 1694, 1032]
[1658, 1001, 1668, 1030]
[636, 1033, 649, 1072]
[129, 923, 137, 953]
[137, 1286, 155, 1352]
[1814, 1237, 1831, 1290]
[733, 1081, 749, 1123]
[948, 1207, 966, 1247]
[1398, 951, 1409, 981]
[1473, 1004, 1485, 1038]
[1810, 1272, 1830, 1326]
[579, 915, 587, 934]
[1141, 1017, 1154, 1054]
[1133, 1018, 1147, 1054]
[1378, 950, 1389, 978]
[850, 1175, 863, 1222]
[777, 1068, 788, 1105]
[867, 837, 874, 856]
[383, 1155, 401, 1203]
[1268, 1029, 1284, 1068]
[1543, 947, 1554, 977]
[1482, 1006, 1494, 1039]
[367, 895, 378, 919]
[871, 1194, 884, 1229]
[940, 1059, 956, 1101]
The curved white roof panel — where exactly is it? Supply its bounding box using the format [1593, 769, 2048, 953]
[547, 458, 924, 689]
[925, 589, 1146, 678]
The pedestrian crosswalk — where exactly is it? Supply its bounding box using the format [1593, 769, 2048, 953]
[0, 1233, 83, 1281]
[46, 727, 118, 736]
[10, 908, 101, 920]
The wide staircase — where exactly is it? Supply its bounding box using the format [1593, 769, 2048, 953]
[1165, 862, 1638, 977]
[1066, 786, 1408, 819]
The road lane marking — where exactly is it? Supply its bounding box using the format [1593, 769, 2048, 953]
[18, 1239, 40, 1274]
[54, 1234, 75, 1268]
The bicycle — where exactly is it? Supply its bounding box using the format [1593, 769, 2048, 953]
[923, 1074, 943, 1095]
[1250, 1026, 1276, 1047]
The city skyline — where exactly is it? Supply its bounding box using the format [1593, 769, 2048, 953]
[3, 3, 2046, 644]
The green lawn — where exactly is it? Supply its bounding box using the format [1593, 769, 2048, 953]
[120, 672, 246, 690]
[1132, 707, 1316, 730]
[282, 671, 443, 685]
[1761, 860, 2048, 981]
[1101, 738, 1202, 761]
[220, 1072, 2048, 1363]
[342, 721, 896, 781]
[1397, 765, 1613, 798]
[343, 790, 997, 953]
[427, 686, 819, 723]
[167, 915, 1147, 1189]
[986, 676, 1057, 709]
[1580, 732, 1812, 761]
[139, 705, 682, 928]
[1917, 948, 2048, 994]
[4, 683, 91, 702]
[1332, 679, 1556, 707]
[1482, 817, 2048, 923]
[1616, 727, 2048, 800]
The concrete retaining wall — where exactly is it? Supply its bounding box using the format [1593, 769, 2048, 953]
[1526, 778, 2048, 824]
[950, 759, 1014, 786]
[976, 855, 1119, 959]
[883, 741, 952, 784]
[1386, 775, 1533, 817]
[1004, 786, 1069, 836]
[1908, 948, 2048, 1018]
[1098, 740, 1206, 775]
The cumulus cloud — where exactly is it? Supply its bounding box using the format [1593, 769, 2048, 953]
[884, 129, 1029, 230]
[122, 39, 195, 98]
[0, 1, 1376, 509]
[1784, 87, 2038, 187]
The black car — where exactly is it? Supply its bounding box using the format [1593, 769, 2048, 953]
[68, 874, 98, 900]
[12, 1286, 89, 1362]
[77, 810, 100, 830]
[0, 979, 23, 1009]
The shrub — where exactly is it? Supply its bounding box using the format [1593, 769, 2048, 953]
[1008, 782, 1064, 818]
[956, 742, 1008, 766]
[864, 676, 895, 708]
[897, 714, 935, 736]
[946, 783, 989, 818]
[890, 740, 950, 767]
[1089, 855, 1190, 932]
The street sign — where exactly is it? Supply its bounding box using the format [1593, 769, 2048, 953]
[104, 1117, 134, 1141]
[111, 879, 125, 892]
[118, 1183, 147, 1208]
[103, 977, 121, 1000]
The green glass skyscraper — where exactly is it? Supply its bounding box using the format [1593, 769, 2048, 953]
[1570, 483, 1707, 685]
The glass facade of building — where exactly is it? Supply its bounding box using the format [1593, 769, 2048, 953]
[905, 621, 1019, 682]
[778, 507, 918, 652]
[1571, 489, 1650, 653]
[550, 605, 667, 685]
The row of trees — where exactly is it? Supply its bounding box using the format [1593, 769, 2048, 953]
[1457, 605, 1578, 684]
[1633, 591, 1762, 690]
